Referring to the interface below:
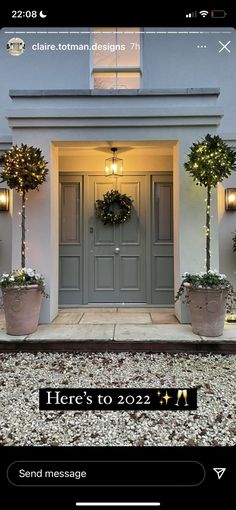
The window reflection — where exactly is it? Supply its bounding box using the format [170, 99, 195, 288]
[93, 72, 140, 90]
[92, 27, 141, 89]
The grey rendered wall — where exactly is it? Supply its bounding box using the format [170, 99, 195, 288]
[218, 146, 236, 285]
[0, 26, 236, 307]
[0, 27, 236, 133]
[0, 185, 12, 276]
[0, 29, 90, 135]
[0, 139, 12, 276]
[142, 28, 236, 132]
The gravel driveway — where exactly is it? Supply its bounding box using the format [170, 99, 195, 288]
[0, 352, 235, 446]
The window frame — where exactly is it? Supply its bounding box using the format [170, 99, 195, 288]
[90, 27, 142, 90]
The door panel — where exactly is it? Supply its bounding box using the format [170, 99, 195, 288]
[59, 175, 83, 305]
[154, 255, 174, 288]
[120, 256, 140, 290]
[60, 184, 80, 243]
[60, 256, 81, 289]
[87, 175, 146, 302]
[94, 181, 116, 245]
[95, 256, 115, 290]
[155, 184, 172, 241]
[152, 175, 174, 305]
[119, 181, 140, 245]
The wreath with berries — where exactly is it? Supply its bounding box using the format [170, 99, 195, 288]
[95, 189, 133, 225]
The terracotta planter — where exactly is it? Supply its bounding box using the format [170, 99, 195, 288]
[188, 287, 228, 337]
[2, 285, 42, 335]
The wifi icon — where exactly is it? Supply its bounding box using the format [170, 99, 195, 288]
[199, 10, 209, 17]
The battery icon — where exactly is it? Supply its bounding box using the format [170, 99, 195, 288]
[211, 10, 227, 18]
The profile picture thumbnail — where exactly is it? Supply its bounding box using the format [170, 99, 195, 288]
[7, 37, 25, 56]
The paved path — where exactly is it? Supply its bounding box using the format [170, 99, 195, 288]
[0, 309, 235, 352]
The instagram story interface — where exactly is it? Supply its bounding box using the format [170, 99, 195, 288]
[0, 6, 235, 509]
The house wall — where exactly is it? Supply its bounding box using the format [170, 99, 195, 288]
[7, 95, 221, 322]
[0, 27, 235, 134]
[218, 173, 236, 282]
[0, 185, 12, 276]
[142, 30, 236, 133]
[0, 29, 90, 136]
[0, 26, 236, 319]
[0, 139, 12, 276]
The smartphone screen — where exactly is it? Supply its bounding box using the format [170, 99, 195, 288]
[0, 6, 235, 509]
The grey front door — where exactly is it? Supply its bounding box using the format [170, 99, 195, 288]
[86, 175, 146, 302]
[59, 172, 174, 306]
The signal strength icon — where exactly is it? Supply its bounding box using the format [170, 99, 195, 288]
[186, 11, 197, 18]
[199, 10, 209, 17]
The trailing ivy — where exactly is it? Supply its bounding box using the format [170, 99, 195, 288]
[175, 271, 234, 313]
[233, 231, 236, 253]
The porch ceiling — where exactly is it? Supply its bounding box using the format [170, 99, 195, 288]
[57, 140, 175, 157]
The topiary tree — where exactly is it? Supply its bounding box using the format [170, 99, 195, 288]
[0, 144, 48, 267]
[185, 134, 236, 272]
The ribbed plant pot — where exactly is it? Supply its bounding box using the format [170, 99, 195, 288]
[2, 285, 42, 335]
[188, 287, 228, 337]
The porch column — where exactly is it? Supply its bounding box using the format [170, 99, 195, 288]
[173, 136, 219, 323]
[11, 132, 58, 323]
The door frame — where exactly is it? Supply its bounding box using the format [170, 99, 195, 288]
[59, 171, 173, 306]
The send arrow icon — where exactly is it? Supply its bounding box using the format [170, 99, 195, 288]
[213, 468, 226, 480]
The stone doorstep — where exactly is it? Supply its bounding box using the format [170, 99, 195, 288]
[150, 312, 179, 324]
[79, 312, 152, 324]
[54, 310, 178, 325]
[53, 312, 84, 325]
[0, 324, 235, 344]
[57, 308, 174, 312]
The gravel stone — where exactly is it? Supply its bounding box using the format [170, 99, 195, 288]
[0, 352, 235, 446]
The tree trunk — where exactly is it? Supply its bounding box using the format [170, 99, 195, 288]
[206, 185, 211, 272]
[21, 190, 26, 267]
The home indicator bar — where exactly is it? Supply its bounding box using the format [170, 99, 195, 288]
[75, 504, 161, 507]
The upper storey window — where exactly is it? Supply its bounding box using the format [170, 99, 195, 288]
[92, 27, 141, 89]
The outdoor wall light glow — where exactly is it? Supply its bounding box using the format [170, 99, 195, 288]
[0, 189, 9, 211]
[225, 188, 236, 210]
[105, 147, 123, 176]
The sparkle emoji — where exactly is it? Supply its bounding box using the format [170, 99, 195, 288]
[163, 391, 172, 405]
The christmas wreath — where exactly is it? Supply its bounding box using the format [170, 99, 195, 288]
[95, 189, 133, 225]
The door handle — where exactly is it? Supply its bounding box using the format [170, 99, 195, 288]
[114, 247, 120, 254]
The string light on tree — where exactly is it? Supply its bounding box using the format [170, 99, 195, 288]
[185, 134, 236, 272]
[0, 144, 48, 267]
